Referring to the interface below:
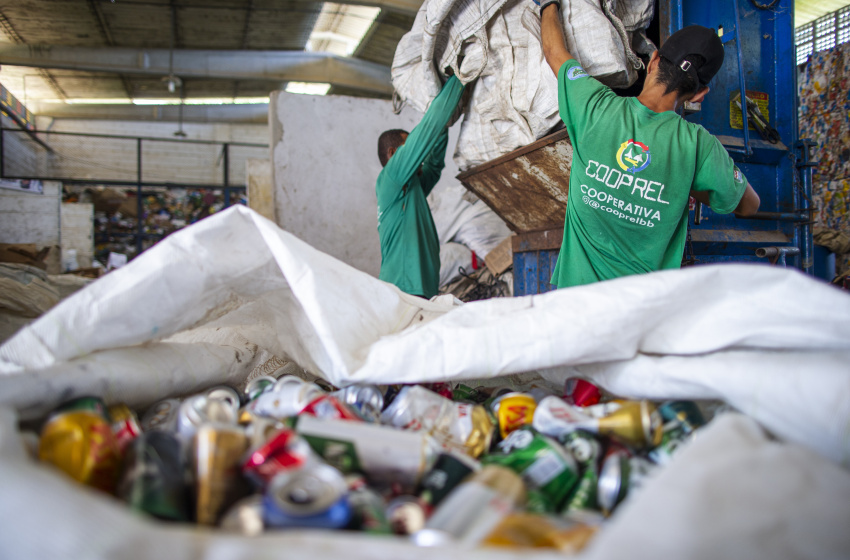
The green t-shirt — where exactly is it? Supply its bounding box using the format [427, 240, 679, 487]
[551, 60, 748, 288]
[376, 76, 464, 298]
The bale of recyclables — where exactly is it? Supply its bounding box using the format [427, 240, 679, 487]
[1, 206, 849, 559]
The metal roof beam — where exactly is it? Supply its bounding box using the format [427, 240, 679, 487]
[0, 45, 393, 96]
[30, 102, 269, 124]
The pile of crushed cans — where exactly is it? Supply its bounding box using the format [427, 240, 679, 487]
[34, 374, 711, 552]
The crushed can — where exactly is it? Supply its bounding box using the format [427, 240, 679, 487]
[263, 463, 352, 529]
[412, 465, 526, 547]
[108, 403, 142, 453]
[193, 423, 249, 525]
[417, 451, 480, 508]
[243, 376, 277, 404]
[491, 392, 537, 439]
[301, 394, 363, 422]
[597, 446, 656, 516]
[250, 380, 325, 419]
[140, 398, 182, 433]
[330, 384, 384, 422]
[117, 430, 190, 521]
[39, 410, 121, 493]
[241, 428, 318, 488]
[563, 378, 602, 407]
[484, 427, 579, 513]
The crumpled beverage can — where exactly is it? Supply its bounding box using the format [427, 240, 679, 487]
[491, 392, 537, 439]
[301, 394, 363, 422]
[241, 427, 318, 488]
[417, 451, 480, 508]
[220, 495, 265, 536]
[251, 381, 325, 419]
[193, 423, 249, 525]
[412, 465, 526, 547]
[108, 403, 142, 453]
[563, 378, 602, 407]
[484, 427, 579, 513]
[206, 385, 242, 417]
[597, 446, 656, 516]
[330, 384, 384, 422]
[178, 395, 237, 441]
[140, 398, 181, 433]
[243, 376, 277, 404]
[532, 396, 594, 439]
[117, 430, 190, 521]
[263, 463, 352, 529]
[381, 385, 493, 457]
[39, 410, 121, 493]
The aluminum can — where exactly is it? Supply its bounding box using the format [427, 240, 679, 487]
[206, 385, 242, 417]
[346, 483, 392, 534]
[55, 396, 109, 420]
[272, 374, 311, 391]
[594, 400, 663, 449]
[386, 495, 429, 535]
[412, 465, 526, 547]
[250, 380, 325, 419]
[220, 495, 265, 535]
[417, 451, 480, 508]
[563, 378, 602, 407]
[452, 384, 489, 404]
[581, 401, 624, 419]
[263, 463, 352, 529]
[243, 375, 277, 403]
[481, 512, 598, 553]
[241, 428, 318, 488]
[39, 410, 121, 493]
[117, 430, 190, 521]
[381, 385, 493, 458]
[597, 448, 656, 515]
[422, 382, 454, 400]
[658, 400, 705, 434]
[296, 415, 440, 490]
[491, 392, 537, 439]
[647, 421, 691, 466]
[178, 395, 237, 441]
[140, 398, 181, 433]
[532, 396, 595, 439]
[484, 427, 579, 513]
[330, 384, 384, 422]
[193, 423, 249, 525]
[108, 403, 142, 452]
[559, 431, 602, 513]
[301, 394, 363, 422]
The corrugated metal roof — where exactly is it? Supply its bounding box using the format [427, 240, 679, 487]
[796, 0, 850, 27]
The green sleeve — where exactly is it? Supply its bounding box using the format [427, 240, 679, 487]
[692, 129, 748, 214]
[557, 60, 614, 143]
[383, 76, 464, 188]
[419, 130, 449, 197]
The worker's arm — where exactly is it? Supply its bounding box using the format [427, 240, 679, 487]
[384, 76, 465, 187]
[691, 182, 759, 216]
[419, 129, 450, 197]
[733, 183, 760, 216]
[540, 2, 573, 76]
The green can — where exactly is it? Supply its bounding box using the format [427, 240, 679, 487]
[647, 422, 690, 466]
[559, 431, 601, 513]
[54, 396, 109, 421]
[452, 384, 489, 404]
[482, 427, 579, 513]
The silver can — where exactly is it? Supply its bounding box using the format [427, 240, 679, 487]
[206, 385, 241, 416]
[243, 376, 277, 403]
[140, 398, 182, 432]
[251, 380, 325, 419]
[177, 394, 237, 440]
[597, 450, 656, 515]
[332, 384, 384, 422]
[265, 463, 349, 517]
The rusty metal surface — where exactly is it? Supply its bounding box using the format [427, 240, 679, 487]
[457, 129, 572, 233]
[689, 229, 790, 243]
[512, 228, 564, 253]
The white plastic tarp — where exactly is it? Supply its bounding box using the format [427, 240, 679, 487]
[1, 206, 849, 558]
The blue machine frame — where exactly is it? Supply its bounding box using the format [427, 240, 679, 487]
[661, 0, 814, 273]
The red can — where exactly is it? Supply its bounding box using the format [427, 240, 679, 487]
[564, 378, 601, 407]
[301, 395, 363, 422]
[241, 428, 317, 488]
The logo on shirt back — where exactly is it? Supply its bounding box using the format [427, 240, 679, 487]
[733, 166, 744, 184]
[616, 140, 651, 173]
[567, 66, 589, 80]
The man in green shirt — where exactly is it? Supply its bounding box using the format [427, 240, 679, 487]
[376, 76, 465, 298]
[538, 1, 760, 288]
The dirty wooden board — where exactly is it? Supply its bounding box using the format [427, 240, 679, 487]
[457, 129, 572, 233]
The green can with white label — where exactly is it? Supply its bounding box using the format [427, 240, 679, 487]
[482, 427, 579, 512]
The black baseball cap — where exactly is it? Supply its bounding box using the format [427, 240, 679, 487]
[659, 25, 725, 87]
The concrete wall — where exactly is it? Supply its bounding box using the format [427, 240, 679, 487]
[29, 119, 269, 187]
[0, 181, 62, 273]
[1, 115, 45, 177]
[246, 159, 274, 221]
[271, 92, 461, 277]
[60, 202, 94, 269]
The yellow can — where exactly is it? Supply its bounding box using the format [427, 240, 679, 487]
[493, 393, 537, 439]
[38, 411, 121, 493]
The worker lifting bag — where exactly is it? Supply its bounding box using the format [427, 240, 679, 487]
[1, 206, 849, 558]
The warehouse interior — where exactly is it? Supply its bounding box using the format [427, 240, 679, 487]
[1, 1, 850, 558]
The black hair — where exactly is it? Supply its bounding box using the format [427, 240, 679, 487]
[378, 129, 408, 167]
[656, 54, 706, 98]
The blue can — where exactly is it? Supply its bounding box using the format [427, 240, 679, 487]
[263, 464, 352, 529]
